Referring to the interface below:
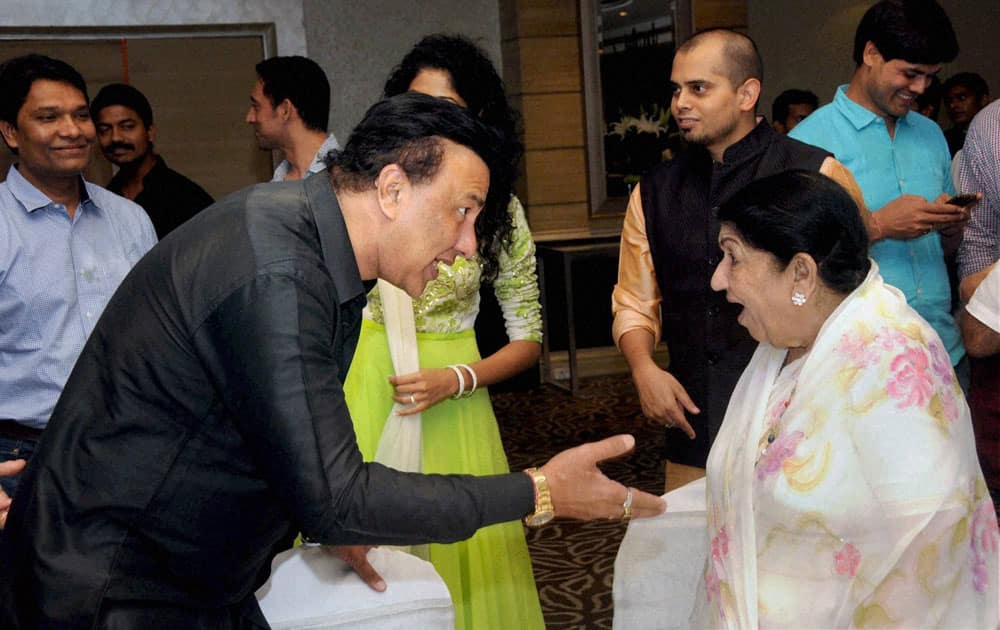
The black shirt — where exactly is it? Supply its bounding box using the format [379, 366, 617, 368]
[107, 155, 214, 238]
[944, 125, 967, 157]
[0, 173, 533, 627]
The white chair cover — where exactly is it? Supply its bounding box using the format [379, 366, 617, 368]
[613, 477, 708, 630]
[256, 546, 454, 629]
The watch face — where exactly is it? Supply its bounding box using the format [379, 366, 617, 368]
[526, 509, 555, 527]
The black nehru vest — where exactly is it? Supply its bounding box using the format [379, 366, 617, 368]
[640, 121, 829, 466]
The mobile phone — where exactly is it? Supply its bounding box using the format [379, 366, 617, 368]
[946, 193, 978, 207]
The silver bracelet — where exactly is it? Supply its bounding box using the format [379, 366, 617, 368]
[459, 363, 478, 397]
[448, 364, 465, 399]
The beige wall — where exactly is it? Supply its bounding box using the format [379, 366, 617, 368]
[501, 1, 591, 238]
[0, 0, 304, 54]
[750, 0, 1000, 121]
[304, 0, 503, 144]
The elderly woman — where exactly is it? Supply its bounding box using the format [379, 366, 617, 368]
[693, 170, 998, 628]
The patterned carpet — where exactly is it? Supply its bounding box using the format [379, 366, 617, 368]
[492, 375, 665, 629]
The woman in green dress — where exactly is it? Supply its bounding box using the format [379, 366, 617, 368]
[343, 35, 545, 630]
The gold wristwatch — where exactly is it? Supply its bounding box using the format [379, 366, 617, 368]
[523, 467, 555, 527]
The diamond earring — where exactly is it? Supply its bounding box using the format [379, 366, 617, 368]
[791, 291, 807, 306]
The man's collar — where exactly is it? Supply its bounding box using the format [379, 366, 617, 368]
[718, 118, 777, 165]
[5, 164, 91, 213]
[141, 154, 170, 186]
[834, 84, 912, 131]
[304, 172, 366, 306]
[108, 153, 162, 191]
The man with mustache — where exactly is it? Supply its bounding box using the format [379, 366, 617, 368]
[93, 83, 214, 238]
[612, 29, 866, 470]
[791, 0, 972, 389]
[0, 55, 156, 496]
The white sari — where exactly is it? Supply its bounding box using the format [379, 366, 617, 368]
[692, 264, 999, 628]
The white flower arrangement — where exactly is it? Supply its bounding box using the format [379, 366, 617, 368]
[606, 104, 670, 138]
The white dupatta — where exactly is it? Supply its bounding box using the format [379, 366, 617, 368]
[372, 280, 423, 473]
[373, 280, 428, 558]
[691, 263, 998, 628]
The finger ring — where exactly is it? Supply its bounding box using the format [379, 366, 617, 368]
[621, 487, 634, 522]
[409, 393, 416, 405]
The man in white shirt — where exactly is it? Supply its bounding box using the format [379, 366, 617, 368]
[961, 252, 1000, 499]
[963, 264, 1000, 356]
[245, 55, 339, 182]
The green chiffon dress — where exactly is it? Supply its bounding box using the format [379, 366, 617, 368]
[344, 197, 544, 630]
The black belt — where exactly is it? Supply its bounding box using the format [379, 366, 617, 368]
[0, 420, 43, 441]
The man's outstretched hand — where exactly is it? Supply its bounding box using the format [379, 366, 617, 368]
[541, 435, 666, 521]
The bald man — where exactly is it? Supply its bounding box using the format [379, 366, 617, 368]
[612, 29, 867, 468]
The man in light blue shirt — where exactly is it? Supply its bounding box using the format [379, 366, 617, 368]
[0, 54, 156, 496]
[791, 0, 971, 381]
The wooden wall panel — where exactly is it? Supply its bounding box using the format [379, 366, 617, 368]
[523, 148, 587, 206]
[693, 0, 748, 30]
[518, 36, 581, 94]
[522, 202, 589, 233]
[511, 0, 579, 37]
[519, 92, 585, 150]
[501, 0, 595, 237]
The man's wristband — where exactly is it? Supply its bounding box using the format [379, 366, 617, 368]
[523, 467, 555, 527]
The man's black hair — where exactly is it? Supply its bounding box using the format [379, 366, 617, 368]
[943, 72, 990, 100]
[719, 170, 871, 295]
[255, 56, 330, 133]
[91, 83, 153, 128]
[383, 34, 517, 157]
[852, 0, 958, 66]
[772, 89, 819, 124]
[0, 54, 90, 155]
[915, 74, 943, 120]
[0, 54, 89, 126]
[677, 29, 763, 88]
[329, 93, 510, 252]
[383, 33, 521, 281]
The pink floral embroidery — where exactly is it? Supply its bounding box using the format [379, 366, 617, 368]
[973, 558, 990, 593]
[756, 431, 805, 480]
[836, 332, 879, 368]
[887, 348, 934, 408]
[875, 328, 908, 352]
[834, 542, 861, 578]
[940, 388, 959, 425]
[705, 527, 729, 618]
[767, 399, 789, 430]
[928, 340, 955, 385]
[704, 567, 720, 601]
[970, 499, 1000, 593]
[711, 526, 729, 560]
